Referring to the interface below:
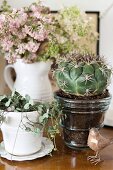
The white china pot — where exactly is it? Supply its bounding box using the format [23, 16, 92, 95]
[3, 111, 39, 128]
[1, 125, 43, 156]
[1, 111, 43, 156]
[4, 59, 53, 102]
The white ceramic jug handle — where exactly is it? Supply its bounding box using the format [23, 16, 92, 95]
[4, 65, 15, 91]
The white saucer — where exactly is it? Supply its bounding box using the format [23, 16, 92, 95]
[0, 137, 54, 161]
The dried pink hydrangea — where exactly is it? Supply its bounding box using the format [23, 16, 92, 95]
[0, 3, 53, 63]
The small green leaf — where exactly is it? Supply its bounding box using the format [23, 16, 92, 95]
[0, 95, 7, 101]
[34, 128, 40, 134]
[15, 108, 21, 111]
[11, 90, 16, 97]
[39, 116, 44, 123]
[24, 103, 30, 110]
[29, 99, 34, 105]
[43, 112, 49, 119]
[5, 99, 11, 107]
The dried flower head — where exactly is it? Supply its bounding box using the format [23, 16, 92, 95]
[0, 2, 59, 63]
[52, 6, 98, 55]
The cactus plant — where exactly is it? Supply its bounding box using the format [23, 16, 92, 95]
[55, 53, 112, 96]
[54, 53, 112, 149]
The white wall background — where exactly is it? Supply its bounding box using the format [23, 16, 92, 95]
[0, 0, 113, 120]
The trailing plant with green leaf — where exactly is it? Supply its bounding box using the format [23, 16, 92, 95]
[0, 91, 61, 145]
[54, 53, 112, 96]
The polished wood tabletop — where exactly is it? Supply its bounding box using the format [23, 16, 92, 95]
[0, 127, 113, 170]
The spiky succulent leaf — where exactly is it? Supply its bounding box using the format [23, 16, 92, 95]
[55, 55, 112, 96]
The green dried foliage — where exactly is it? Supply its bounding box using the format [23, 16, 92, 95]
[0, 0, 11, 12]
[54, 54, 112, 96]
[51, 6, 98, 55]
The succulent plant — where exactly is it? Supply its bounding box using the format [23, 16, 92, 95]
[0, 91, 61, 144]
[54, 53, 112, 96]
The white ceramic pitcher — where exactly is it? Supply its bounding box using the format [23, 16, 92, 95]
[4, 59, 53, 102]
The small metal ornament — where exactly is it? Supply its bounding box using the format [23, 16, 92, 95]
[87, 128, 113, 165]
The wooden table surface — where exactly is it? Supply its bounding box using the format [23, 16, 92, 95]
[0, 127, 113, 170]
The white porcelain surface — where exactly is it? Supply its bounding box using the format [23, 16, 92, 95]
[3, 111, 39, 127]
[1, 124, 43, 156]
[0, 137, 54, 161]
[4, 59, 53, 102]
[1, 111, 44, 156]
